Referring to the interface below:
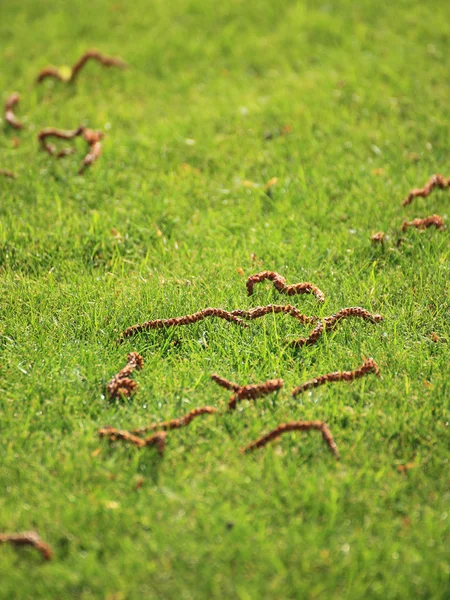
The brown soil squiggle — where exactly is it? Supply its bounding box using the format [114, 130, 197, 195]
[98, 427, 166, 455]
[107, 352, 144, 399]
[371, 232, 385, 244]
[38, 126, 103, 171]
[119, 304, 316, 342]
[241, 420, 339, 459]
[37, 49, 127, 84]
[402, 174, 450, 206]
[0, 532, 53, 561]
[210, 374, 241, 392]
[290, 307, 383, 348]
[292, 357, 379, 397]
[246, 271, 325, 302]
[120, 308, 248, 341]
[211, 374, 284, 410]
[0, 169, 16, 179]
[98, 427, 146, 446]
[131, 407, 217, 435]
[71, 49, 127, 82]
[78, 128, 103, 174]
[36, 67, 66, 83]
[231, 304, 317, 325]
[38, 126, 85, 156]
[401, 214, 445, 232]
[4, 93, 22, 130]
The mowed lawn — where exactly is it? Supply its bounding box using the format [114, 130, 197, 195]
[0, 0, 449, 597]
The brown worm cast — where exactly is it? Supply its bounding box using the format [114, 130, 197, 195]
[371, 232, 385, 244]
[78, 128, 103, 174]
[402, 174, 450, 207]
[241, 420, 339, 459]
[36, 67, 66, 83]
[107, 352, 144, 399]
[4, 93, 23, 129]
[211, 374, 284, 410]
[290, 307, 383, 347]
[119, 308, 248, 341]
[231, 304, 317, 324]
[70, 49, 127, 82]
[37, 126, 103, 171]
[0, 532, 53, 561]
[119, 303, 317, 342]
[98, 427, 167, 456]
[131, 407, 217, 435]
[210, 374, 241, 392]
[401, 214, 445, 232]
[292, 357, 379, 397]
[37, 49, 127, 84]
[38, 126, 85, 156]
[246, 271, 325, 302]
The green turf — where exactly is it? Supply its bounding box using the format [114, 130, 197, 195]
[1, 0, 449, 597]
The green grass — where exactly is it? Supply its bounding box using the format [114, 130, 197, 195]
[1, 0, 449, 597]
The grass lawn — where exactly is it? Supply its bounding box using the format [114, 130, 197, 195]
[1, 0, 449, 597]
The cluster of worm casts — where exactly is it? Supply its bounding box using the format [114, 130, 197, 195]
[1, 49, 126, 563]
[118, 272, 382, 351]
[6, 43, 440, 565]
[2, 49, 126, 177]
[101, 357, 378, 459]
[99, 407, 219, 456]
[372, 174, 448, 244]
[101, 272, 382, 464]
[210, 356, 378, 403]
[2, 44, 446, 567]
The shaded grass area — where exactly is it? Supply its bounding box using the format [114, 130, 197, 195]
[0, 0, 449, 597]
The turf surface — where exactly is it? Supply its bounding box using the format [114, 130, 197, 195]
[0, 0, 449, 598]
